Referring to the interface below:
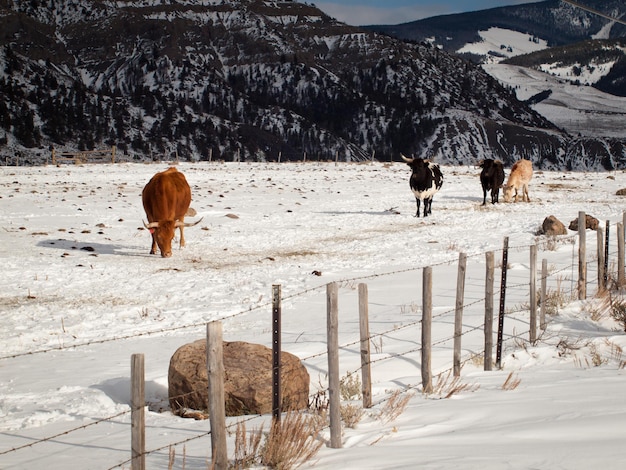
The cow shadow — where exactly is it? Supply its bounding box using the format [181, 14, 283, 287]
[37, 238, 148, 257]
[319, 209, 402, 216]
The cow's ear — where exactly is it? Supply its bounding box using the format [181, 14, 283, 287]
[149, 228, 156, 234]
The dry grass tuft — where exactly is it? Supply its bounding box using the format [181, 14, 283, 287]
[232, 412, 324, 470]
[431, 371, 479, 399]
[501, 372, 521, 391]
[609, 296, 626, 332]
[378, 390, 413, 424]
[339, 371, 364, 428]
[232, 420, 263, 469]
[340, 403, 364, 429]
[339, 371, 362, 401]
[261, 412, 325, 470]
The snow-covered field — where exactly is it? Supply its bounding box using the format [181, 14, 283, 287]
[2, 161, 626, 469]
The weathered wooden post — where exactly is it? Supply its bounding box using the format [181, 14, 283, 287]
[422, 267, 433, 393]
[207, 322, 227, 470]
[578, 211, 587, 300]
[272, 285, 282, 423]
[496, 237, 509, 369]
[327, 282, 342, 448]
[484, 252, 494, 371]
[358, 283, 372, 409]
[530, 245, 537, 345]
[131, 354, 145, 470]
[453, 253, 467, 377]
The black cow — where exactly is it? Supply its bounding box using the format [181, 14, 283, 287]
[479, 159, 505, 205]
[401, 154, 444, 217]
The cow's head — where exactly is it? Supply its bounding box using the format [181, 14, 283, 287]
[401, 154, 427, 171]
[478, 158, 494, 169]
[502, 185, 515, 203]
[143, 218, 202, 257]
[145, 220, 177, 257]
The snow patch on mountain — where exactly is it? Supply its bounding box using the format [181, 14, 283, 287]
[457, 27, 548, 64]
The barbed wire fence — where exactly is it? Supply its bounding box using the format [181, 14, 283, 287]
[1, 212, 625, 468]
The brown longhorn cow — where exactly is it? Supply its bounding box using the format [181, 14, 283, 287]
[142, 167, 202, 257]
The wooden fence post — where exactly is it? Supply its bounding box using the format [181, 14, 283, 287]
[540, 259, 548, 330]
[207, 322, 227, 470]
[484, 252, 494, 371]
[453, 253, 467, 377]
[422, 267, 433, 393]
[597, 227, 605, 292]
[578, 211, 587, 300]
[326, 282, 342, 448]
[358, 283, 372, 409]
[131, 353, 145, 470]
[496, 237, 509, 369]
[272, 285, 282, 423]
[530, 245, 537, 345]
[618, 222, 625, 287]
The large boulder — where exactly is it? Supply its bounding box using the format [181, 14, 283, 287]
[540, 215, 568, 236]
[568, 214, 599, 231]
[168, 340, 310, 416]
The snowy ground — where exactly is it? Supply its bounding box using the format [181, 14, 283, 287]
[1, 161, 626, 469]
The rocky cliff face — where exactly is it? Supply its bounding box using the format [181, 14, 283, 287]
[0, 0, 623, 169]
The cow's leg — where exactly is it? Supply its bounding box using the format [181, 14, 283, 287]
[491, 188, 498, 204]
[482, 188, 487, 206]
[179, 225, 186, 248]
[523, 184, 530, 202]
[414, 198, 421, 218]
[424, 197, 432, 217]
[150, 233, 157, 255]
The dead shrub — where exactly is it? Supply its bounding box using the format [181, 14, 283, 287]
[261, 412, 325, 470]
[340, 403, 363, 429]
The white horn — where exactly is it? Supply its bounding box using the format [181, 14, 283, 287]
[175, 217, 203, 228]
[143, 220, 159, 229]
[401, 153, 413, 163]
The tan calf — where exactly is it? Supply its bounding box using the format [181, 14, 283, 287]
[503, 159, 533, 203]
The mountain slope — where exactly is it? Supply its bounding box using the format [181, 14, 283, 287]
[503, 37, 626, 96]
[366, 0, 626, 53]
[0, 0, 624, 169]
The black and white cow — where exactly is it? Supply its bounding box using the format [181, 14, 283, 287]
[401, 154, 444, 217]
[479, 158, 505, 205]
